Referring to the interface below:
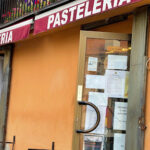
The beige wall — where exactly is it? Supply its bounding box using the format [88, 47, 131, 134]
[6, 27, 80, 150]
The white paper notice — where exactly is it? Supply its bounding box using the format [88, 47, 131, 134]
[113, 102, 128, 130]
[107, 55, 128, 70]
[85, 92, 107, 134]
[85, 105, 106, 134]
[84, 135, 104, 142]
[105, 70, 129, 98]
[88, 57, 98, 71]
[77, 85, 83, 101]
[86, 75, 105, 89]
[89, 92, 108, 107]
[114, 133, 126, 150]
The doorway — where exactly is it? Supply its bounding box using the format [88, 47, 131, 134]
[74, 31, 131, 150]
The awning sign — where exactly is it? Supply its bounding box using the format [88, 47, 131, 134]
[34, 0, 140, 34]
[0, 19, 33, 46]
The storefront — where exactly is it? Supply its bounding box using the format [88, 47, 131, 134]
[0, 0, 150, 150]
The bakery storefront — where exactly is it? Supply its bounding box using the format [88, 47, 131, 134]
[0, 0, 150, 150]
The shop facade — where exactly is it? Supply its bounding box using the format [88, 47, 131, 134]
[0, 0, 150, 150]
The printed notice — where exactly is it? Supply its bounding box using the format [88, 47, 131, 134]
[88, 57, 98, 71]
[84, 92, 107, 134]
[113, 102, 128, 130]
[89, 92, 108, 107]
[114, 133, 126, 150]
[85, 105, 106, 134]
[86, 75, 105, 89]
[84, 135, 104, 142]
[107, 55, 128, 70]
[105, 70, 129, 98]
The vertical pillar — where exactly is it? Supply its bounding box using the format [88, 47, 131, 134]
[126, 7, 148, 150]
[0, 45, 13, 150]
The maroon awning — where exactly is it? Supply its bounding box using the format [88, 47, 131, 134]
[0, 19, 33, 46]
[34, 0, 141, 35]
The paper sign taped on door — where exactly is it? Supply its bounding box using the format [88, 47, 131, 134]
[88, 57, 98, 71]
[114, 133, 126, 150]
[86, 75, 105, 89]
[113, 102, 128, 130]
[105, 70, 129, 98]
[107, 55, 128, 70]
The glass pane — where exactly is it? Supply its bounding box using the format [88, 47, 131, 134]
[81, 38, 131, 150]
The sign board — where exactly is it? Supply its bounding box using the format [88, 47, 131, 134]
[34, 0, 141, 34]
[0, 19, 33, 46]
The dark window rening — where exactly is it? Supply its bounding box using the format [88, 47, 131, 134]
[0, 0, 72, 28]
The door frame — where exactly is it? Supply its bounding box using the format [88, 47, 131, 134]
[72, 31, 131, 150]
[72, 6, 149, 150]
[125, 7, 148, 150]
[0, 44, 13, 149]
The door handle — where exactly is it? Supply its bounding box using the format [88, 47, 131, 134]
[76, 101, 100, 133]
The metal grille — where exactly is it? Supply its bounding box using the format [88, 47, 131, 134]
[0, 0, 69, 27]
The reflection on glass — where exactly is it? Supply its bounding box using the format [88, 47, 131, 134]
[85, 141, 102, 150]
[81, 39, 131, 150]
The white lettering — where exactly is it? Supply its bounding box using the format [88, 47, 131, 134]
[0, 31, 13, 45]
[69, 6, 77, 22]
[1, 33, 5, 44]
[113, 0, 118, 7]
[5, 32, 8, 43]
[103, 0, 112, 11]
[76, 3, 85, 20]
[47, 15, 54, 29]
[53, 13, 61, 27]
[61, 9, 68, 25]
[93, 0, 101, 14]
[118, 0, 131, 6]
[84, 1, 92, 17]
[7, 31, 12, 43]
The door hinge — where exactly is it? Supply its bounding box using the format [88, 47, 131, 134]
[138, 116, 147, 131]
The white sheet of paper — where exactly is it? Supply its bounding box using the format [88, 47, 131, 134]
[85, 92, 107, 134]
[107, 55, 128, 70]
[105, 70, 128, 98]
[89, 92, 108, 107]
[85, 105, 106, 134]
[88, 57, 98, 71]
[86, 75, 105, 89]
[77, 85, 83, 101]
[113, 102, 128, 130]
[114, 133, 126, 150]
[84, 135, 104, 142]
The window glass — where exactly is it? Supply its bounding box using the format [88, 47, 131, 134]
[81, 38, 131, 150]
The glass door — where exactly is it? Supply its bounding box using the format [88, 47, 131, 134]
[75, 31, 131, 150]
